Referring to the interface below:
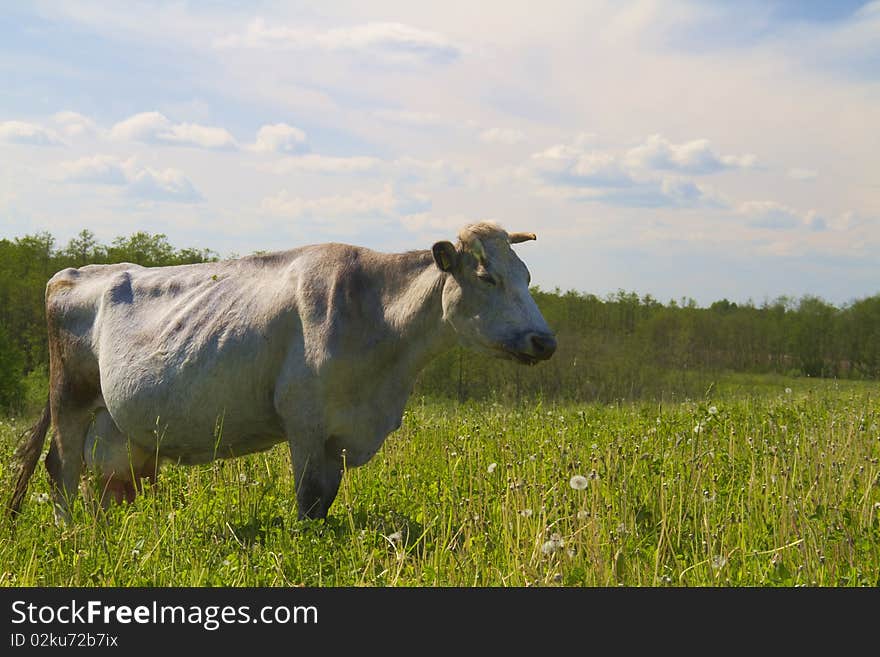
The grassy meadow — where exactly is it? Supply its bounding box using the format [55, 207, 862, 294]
[1, 374, 878, 587]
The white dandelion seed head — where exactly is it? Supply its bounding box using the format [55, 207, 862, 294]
[569, 475, 589, 490]
[238, 473, 248, 483]
[541, 533, 565, 556]
[785, 387, 792, 395]
[388, 531, 403, 544]
[577, 510, 590, 520]
[35, 492, 50, 504]
[520, 508, 533, 517]
[487, 462, 497, 474]
[712, 555, 727, 570]
[694, 423, 704, 434]
[588, 469, 600, 480]
[708, 406, 718, 415]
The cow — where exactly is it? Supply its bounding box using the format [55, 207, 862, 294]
[8, 221, 557, 524]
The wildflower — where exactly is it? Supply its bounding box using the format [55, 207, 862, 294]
[785, 387, 792, 395]
[388, 531, 403, 544]
[35, 492, 50, 504]
[541, 532, 565, 555]
[131, 548, 141, 558]
[694, 422, 704, 434]
[569, 475, 588, 490]
[487, 462, 497, 474]
[520, 508, 533, 517]
[238, 473, 248, 483]
[588, 469, 600, 480]
[577, 510, 590, 520]
[708, 406, 718, 415]
[711, 555, 727, 571]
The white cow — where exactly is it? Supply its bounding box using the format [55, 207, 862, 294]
[9, 221, 556, 522]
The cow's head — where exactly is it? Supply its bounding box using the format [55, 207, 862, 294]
[432, 221, 556, 364]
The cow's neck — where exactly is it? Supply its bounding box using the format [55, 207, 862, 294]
[381, 251, 455, 376]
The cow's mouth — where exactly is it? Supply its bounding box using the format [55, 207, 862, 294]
[496, 346, 540, 366]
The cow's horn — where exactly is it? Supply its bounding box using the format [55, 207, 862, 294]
[509, 232, 537, 244]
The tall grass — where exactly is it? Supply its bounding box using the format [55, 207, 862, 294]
[1, 375, 878, 586]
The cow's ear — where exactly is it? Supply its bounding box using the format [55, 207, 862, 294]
[432, 241, 458, 272]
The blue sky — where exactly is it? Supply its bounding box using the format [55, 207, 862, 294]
[1, 1, 878, 306]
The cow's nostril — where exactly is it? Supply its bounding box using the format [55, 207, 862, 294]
[529, 333, 557, 358]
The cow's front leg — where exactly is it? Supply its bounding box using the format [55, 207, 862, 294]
[289, 437, 344, 520]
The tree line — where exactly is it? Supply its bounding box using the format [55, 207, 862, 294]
[1, 229, 878, 412]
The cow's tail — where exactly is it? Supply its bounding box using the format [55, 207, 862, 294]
[7, 399, 52, 521]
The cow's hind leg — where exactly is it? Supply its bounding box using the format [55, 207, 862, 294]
[289, 437, 344, 520]
[45, 402, 93, 526]
[84, 410, 157, 508]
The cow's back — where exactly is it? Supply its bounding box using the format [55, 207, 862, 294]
[48, 254, 310, 459]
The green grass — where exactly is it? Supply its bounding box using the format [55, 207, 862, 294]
[1, 374, 879, 586]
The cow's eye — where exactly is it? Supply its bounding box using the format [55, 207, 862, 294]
[477, 270, 497, 286]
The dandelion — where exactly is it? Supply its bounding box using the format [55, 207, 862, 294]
[131, 548, 141, 558]
[541, 532, 565, 555]
[35, 492, 50, 504]
[487, 462, 497, 474]
[388, 531, 403, 544]
[785, 387, 792, 395]
[708, 406, 718, 415]
[520, 508, 533, 517]
[569, 474, 588, 490]
[577, 510, 590, 520]
[711, 555, 727, 571]
[222, 559, 231, 567]
[588, 469, 601, 480]
[238, 473, 248, 484]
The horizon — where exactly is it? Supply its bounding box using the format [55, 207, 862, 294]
[2, 1, 878, 307]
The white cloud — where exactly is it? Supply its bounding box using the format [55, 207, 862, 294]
[372, 109, 445, 126]
[263, 154, 380, 174]
[261, 184, 429, 220]
[215, 19, 460, 63]
[738, 200, 823, 230]
[53, 111, 98, 138]
[399, 212, 479, 233]
[787, 168, 818, 181]
[625, 134, 756, 174]
[60, 154, 131, 185]
[479, 128, 525, 145]
[531, 143, 635, 188]
[251, 123, 308, 153]
[127, 167, 203, 202]
[59, 154, 202, 203]
[110, 111, 237, 149]
[0, 121, 63, 146]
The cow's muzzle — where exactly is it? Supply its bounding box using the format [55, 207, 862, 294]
[502, 331, 557, 364]
[525, 332, 557, 360]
